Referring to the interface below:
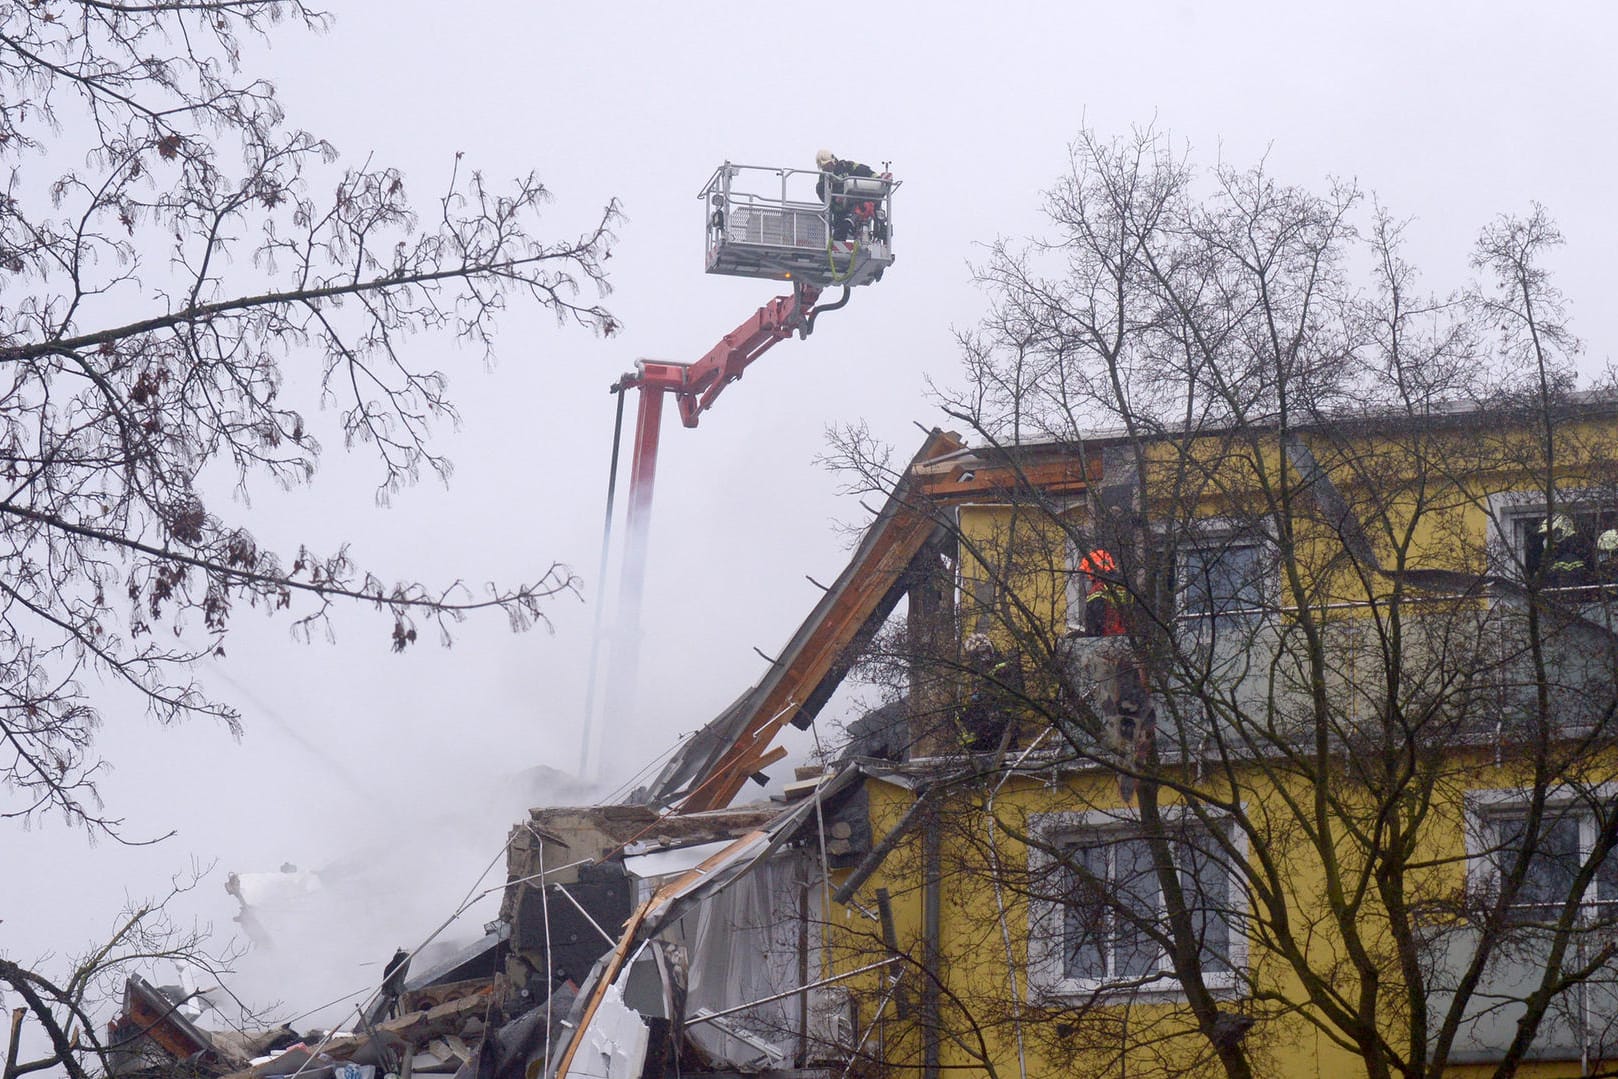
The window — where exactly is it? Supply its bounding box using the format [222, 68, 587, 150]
[1063, 537, 1091, 635]
[1497, 500, 1618, 593]
[1484, 804, 1618, 924]
[1063, 539, 1129, 637]
[1062, 532, 1272, 639]
[1179, 541, 1267, 620]
[1173, 536, 1270, 651]
[1030, 815, 1240, 996]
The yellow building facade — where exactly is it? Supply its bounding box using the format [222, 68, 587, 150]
[823, 404, 1618, 1079]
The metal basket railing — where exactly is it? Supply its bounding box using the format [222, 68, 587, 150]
[699, 162, 897, 286]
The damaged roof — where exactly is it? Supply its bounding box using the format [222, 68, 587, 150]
[634, 428, 964, 812]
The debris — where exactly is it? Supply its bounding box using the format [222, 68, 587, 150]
[113, 430, 968, 1079]
[560, 983, 647, 1079]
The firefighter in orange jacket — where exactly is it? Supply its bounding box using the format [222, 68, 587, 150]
[1079, 548, 1128, 636]
[1075, 548, 1155, 799]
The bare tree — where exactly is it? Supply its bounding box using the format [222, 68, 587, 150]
[0, 2, 619, 833]
[1, 866, 255, 1079]
[832, 129, 1618, 1077]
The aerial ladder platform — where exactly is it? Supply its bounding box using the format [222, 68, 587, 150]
[580, 160, 900, 776]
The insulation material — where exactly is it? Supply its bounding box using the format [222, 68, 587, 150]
[673, 855, 819, 1071]
[550, 768, 863, 1079]
[622, 841, 733, 885]
[563, 982, 648, 1079]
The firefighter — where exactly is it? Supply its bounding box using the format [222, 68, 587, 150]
[1078, 548, 1128, 636]
[1597, 529, 1618, 583]
[1071, 548, 1154, 798]
[957, 633, 1024, 752]
[814, 149, 877, 242]
[1539, 513, 1589, 586]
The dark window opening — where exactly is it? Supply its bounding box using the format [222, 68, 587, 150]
[1180, 542, 1267, 619]
[1517, 507, 1618, 589]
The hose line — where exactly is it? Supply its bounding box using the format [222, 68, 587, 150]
[578, 383, 628, 777]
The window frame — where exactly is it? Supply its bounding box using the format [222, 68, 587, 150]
[1168, 520, 1277, 650]
[1486, 489, 1618, 592]
[1063, 534, 1094, 635]
[1063, 534, 1137, 637]
[1464, 785, 1618, 926]
[1027, 806, 1247, 1001]
[1062, 519, 1277, 639]
[1176, 536, 1270, 622]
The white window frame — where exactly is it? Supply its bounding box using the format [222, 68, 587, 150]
[1464, 785, 1618, 923]
[1062, 519, 1277, 638]
[1485, 488, 1618, 584]
[1167, 520, 1277, 653]
[1027, 806, 1248, 1002]
[1064, 535, 1086, 635]
[1176, 536, 1269, 621]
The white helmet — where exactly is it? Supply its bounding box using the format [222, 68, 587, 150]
[1540, 513, 1576, 541]
[1598, 529, 1618, 553]
[815, 148, 837, 170]
[963, 633, 994, 657]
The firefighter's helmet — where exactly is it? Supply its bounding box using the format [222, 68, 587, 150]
[1540, 514, 1577, 541]
[1079, 548, 1117, 577]
[963, 633, 994, 658]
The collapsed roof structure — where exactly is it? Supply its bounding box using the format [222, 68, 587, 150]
[112, 429, 972, 1079]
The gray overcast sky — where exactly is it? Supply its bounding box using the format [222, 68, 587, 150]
[12, 0, 1618, 1023]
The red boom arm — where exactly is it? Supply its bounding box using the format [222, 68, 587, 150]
[619, 283, 825, 428]
[597, 283, 825, 737]
[614, 282, 824, 537]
